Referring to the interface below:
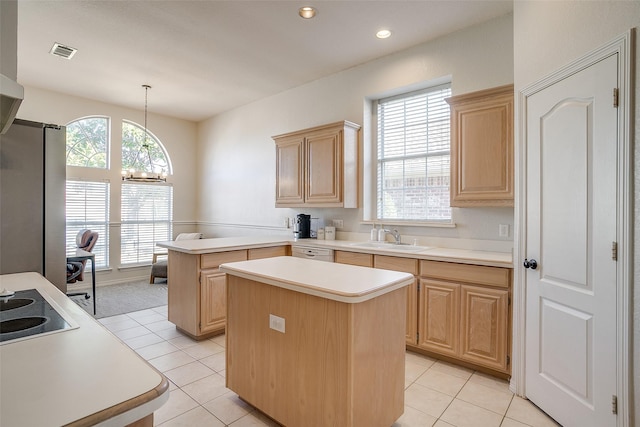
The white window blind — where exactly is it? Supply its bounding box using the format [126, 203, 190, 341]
[376, 84, 452, 221]
[121, 183, 173, 265]
[65, 180, 110, 268]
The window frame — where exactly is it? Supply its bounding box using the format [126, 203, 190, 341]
[65, 116, 110, 169]
[120, 181, 174, 267]
[65, 179, 110, 269]
[369, 82, 454, 225]
[121, 119, 173, 175]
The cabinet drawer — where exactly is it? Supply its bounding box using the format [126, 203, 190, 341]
[201, 250, 248, 269]
[419, 260, 510, 288]
[248, 246, 289, 260]
[334, 251, 373, 267]
[374, 255, 418, 275]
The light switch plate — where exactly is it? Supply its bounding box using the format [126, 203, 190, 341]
[269, 314, 285, 333]
[332, 219, 343, 229]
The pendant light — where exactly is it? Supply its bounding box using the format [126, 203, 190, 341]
[121, 84, 167, 182]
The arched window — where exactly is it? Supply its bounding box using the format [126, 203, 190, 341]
[121, 120, 173, 265]
[121, 120, 171, 175]
[66, 116, 109, 168]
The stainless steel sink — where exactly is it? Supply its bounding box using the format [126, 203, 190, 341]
[348, 242, 431, 252]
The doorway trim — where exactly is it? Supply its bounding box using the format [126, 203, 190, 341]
[513, 30, 633, 425]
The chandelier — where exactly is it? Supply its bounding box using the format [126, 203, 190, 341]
[121, 84, 167, 182]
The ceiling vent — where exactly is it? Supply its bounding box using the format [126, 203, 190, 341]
[49, 42, 77, 59]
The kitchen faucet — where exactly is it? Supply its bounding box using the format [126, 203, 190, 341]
[391, 229, 402, 244]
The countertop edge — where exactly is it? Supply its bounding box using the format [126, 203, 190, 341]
[159, 237, 513, 268]
[67, 375, 170, 427]
[220, 259, 414, 303]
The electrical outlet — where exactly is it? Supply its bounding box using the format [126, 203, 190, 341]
[499, 224, 509, 238]
[332, 219, 344, 229]
[284, 217, 290, 228]
[269, 314, 285, 333]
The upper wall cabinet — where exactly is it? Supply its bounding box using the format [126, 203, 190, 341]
[446, 85, 514, 207]
[273, 121, 360, 208]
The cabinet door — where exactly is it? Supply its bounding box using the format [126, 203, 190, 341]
[305, 128, 342, 205]
[200, 270, 226, 334]
[374, 255, 419, 345]
[405, 279, 418, 345]
[418, 279, 459, 357]
[459, 285, 509, 372]
[448, 85, 514, 207]
[275, 135, 304, 206]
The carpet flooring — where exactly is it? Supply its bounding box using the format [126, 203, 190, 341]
[70, 279, 167, 318]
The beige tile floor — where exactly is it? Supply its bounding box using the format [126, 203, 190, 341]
[100, 306, 561, 427]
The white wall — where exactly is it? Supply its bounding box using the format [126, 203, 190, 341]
[513, 1, 639, 423]
[18, 86, 198, 284]
[197, 14, 514, 250]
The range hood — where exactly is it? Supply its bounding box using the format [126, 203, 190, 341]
[0, 74, 24, 134]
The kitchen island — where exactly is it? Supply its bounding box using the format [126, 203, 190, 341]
[0, 272, 169, 427]
[220, 256, 414, 427]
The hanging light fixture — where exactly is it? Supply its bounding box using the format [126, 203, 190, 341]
[122, 84, 167, 182]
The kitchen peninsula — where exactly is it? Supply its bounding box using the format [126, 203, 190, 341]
[0, 272, 169, 427]
[220, 256, 414, 427]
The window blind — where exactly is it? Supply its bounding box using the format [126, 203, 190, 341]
[376, 84, 452, 221]
[65, 180, 110, 268]
[121, 183, 173, 265]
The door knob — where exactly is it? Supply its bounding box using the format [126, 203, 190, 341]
[523, 259, 538, 270]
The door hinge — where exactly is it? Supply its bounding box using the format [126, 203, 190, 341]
[612, 395, 618, 414]
[613, 88, 619, 108]
[612, 241, 618, 261]
[507, 355, 510, 365]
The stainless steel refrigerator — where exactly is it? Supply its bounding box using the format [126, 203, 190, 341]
[0, 119, 66, 291]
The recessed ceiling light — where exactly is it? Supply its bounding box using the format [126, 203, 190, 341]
[376, 29, 392, 39]
[299, 6, 317, 19]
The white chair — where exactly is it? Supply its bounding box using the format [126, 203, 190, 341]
[150, 233, 203, 283]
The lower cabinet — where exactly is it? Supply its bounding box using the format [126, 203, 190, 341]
[296, 249, 511, 375]
[373, 255, 419, 346]
[416, 260, 511, 374]
[168, 245, 288, 339]
[418, 279, 460, 357]
[199, 270, 227, 334]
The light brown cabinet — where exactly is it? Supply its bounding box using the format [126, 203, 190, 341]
[334, 250, 372, 267]
[418, 279, 460, 357]
[417, 260, 511, 374]
[168, 245, 288, 339]
[273, 121, 360, 208]
[374, 255, 419, 346]
[446, 84, 514, 207]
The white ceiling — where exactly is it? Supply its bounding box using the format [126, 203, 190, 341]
[17, 1, 512, 122]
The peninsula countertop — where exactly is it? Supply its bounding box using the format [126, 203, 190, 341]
[0, 272, 169, 427]
[220, 256, 414, 303]
[157, 236, 513, 268]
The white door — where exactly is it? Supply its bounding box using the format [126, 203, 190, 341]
[525, 54, 618, 426]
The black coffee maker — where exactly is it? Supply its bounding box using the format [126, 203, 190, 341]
[294, 214, 311, 239]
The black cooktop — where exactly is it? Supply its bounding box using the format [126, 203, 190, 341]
[0, 289, 74, 344]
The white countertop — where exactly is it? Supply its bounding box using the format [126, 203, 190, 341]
[157, 235, 290, 254]
[220, 256, 414, 303]
[158, 236, 513, 268]
[0, 272, 169, 427]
